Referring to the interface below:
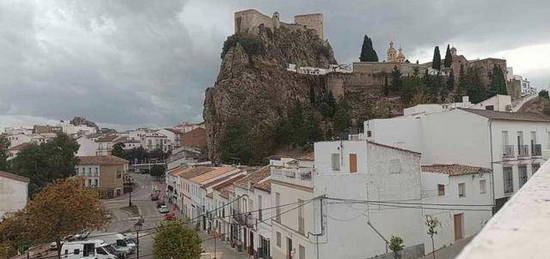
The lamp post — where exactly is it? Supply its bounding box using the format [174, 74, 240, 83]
[134, 217, 144, 259]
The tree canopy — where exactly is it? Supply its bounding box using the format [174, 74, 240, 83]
[0, 136, 9, 171]
[487, 65, 508, 97]
[432, 46, 441, 70]
[0, 177, 108, 258]
[150, 164, 166, 179]
[111, 142, 125, 158]
[153, 219, 202, 259]
[10, 133, 79, 195]
[539, 90, 550, 100]
[359, 35, 379, 62]
[444, 44, 453, 68]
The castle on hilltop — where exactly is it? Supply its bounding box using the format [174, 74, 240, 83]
[234, 9, 324, 40]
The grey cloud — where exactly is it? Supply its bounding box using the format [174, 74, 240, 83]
[1, 0, 549, 130]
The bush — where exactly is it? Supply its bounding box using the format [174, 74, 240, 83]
[221, 34, 265, 59]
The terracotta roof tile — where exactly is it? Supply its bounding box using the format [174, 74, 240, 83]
[0, 170, 30, 183]
[78, 155, 128, 165]
[178, 166, 215, 180]
[422, 164, 491, 176]
[234, 165, 271, 189]
[96, 135, 119, 143]
[190, 166, 237, 184]
[254, 179, 271, 192]
[461, 108, 550, 122]
[8, 143, 31, 151]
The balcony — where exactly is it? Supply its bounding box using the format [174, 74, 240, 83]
[531, 144, 542, 157]
[518, 145, 530, 158]
[271, 168, 314, 188]
[503, 145, 515, 159]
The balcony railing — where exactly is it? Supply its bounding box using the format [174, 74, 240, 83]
[518, 145, 530, 157]
[503, 145, 515, 159]
[532, 144, 542, 157]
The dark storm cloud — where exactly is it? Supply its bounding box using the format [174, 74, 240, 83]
[1, 0, 549, 129]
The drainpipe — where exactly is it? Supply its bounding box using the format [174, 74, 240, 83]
[489, 120, 496, 214]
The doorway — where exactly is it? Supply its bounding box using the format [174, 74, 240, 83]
[287, 237, 293, 259]
[454, 213, 464, 241]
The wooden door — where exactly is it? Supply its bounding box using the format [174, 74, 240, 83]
[454, 213, 464, 241]
[349, 153, 357, 173]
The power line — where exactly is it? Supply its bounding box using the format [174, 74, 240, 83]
[325, 197, 493, 207]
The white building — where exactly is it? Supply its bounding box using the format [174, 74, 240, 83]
[140, 131, 170, 152]
[58, 121, 97, 137]
[365, 107, 549, 211]
[77, 135, 100, 156]
[95, 135, 121, 156]
[309, 141, 425, 259]
[0, 171, 29, 218]
[421, 164, 493, 252]
[4, 127, 32, 136]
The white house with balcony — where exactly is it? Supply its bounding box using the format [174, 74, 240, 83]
[270, 155, 316, 259]
[365, 107, 550, 211]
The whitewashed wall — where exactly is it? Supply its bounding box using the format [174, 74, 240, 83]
[0, 176, 28, 218]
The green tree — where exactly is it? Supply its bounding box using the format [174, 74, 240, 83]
[390, 66, 403, 93]
[150, 164, 166, 179]
[153, 219, 202, 259]
[359, 35, 379, 62]
[465, 66, 486, 103]
[111, 142, 126, 159]
[487, 65, 508, 97]
[432, 46, 441, 70]
[389, 235, 405, 259]
[539, 90, 550, 100]
[444, 44, 453, 68]
[11, 133, 80, 195]
[425, 215, 441, 259]
[220, 122, 253, 164]
[333, 98, 352, 135]
[0, 177, 108, 259]
[0, 136, 9, 170]
[454, 65, 466, 102]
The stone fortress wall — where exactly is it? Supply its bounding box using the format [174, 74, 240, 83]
[234, 9, 324, 40]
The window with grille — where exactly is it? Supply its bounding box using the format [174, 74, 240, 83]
[518, 165, 528, 188]
[458, 183, 466, 198]
[503, 167, 513, 194]
[331, 153, 340, 171]
[480, 180, 487, 194]
[438, 184, 445, 196]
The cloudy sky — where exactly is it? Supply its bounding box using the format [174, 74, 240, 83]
[1, 0, 549, 130]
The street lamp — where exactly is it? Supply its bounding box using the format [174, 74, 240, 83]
[134, 217, 144, 259]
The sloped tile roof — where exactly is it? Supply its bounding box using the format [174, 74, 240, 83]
[461, 108, 550, 122]
[190, 166, 237, 184]
[8, 143, 31, 151]
[178, 166, 215, 180]
[78, 155, 128, 165]
[234, 165, 271, 189]
[0, 170, 29, 183]
[422, 164, 491, 176]
[254, 179, 272, 192]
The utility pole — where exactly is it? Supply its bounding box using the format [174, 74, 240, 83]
[214, 232, 217, 259]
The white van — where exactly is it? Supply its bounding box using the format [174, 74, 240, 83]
[87, 232, 136, 257]
[60, 240, 118, 259]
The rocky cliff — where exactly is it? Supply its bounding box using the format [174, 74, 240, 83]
[203, 26, 336, 163]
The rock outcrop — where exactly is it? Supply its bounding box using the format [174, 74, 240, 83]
[204, 26, 336, 162]
[70, 116, 99, 130]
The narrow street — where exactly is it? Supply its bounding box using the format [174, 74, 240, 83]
[103, 173, 247, 259]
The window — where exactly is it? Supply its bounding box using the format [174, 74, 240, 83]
[503, 167, 514, 194]
[88, 179, 92, 186]
[367, 130, 372, 137]
[94, 179, 98, 186]
[533, 163, 541, 174]
[116, 169, 122, 178]
[276, 232, 281, 247]
[480, 180, 487, 194]
[298, 199, 304, 234]
[94, 168, 98, 176]
[519, 165, 528, 188]
[331, 153, 340, 171]
[299, 245, 305, 259]
[275, 192, 281, 222]
[458, 183, 466, 198]
[258, 195, 262, 220]
[517, 131, 524, 146]
[438, 184, 445, 196]
[349, 153, 357, 173]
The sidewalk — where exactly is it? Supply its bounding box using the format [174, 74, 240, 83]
[199, 231, 248, 259]
[422, 236, 474, 259]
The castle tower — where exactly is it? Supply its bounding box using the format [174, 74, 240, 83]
[387, 41, 398, 62]
[451, 46, 457, 56]
[294, 13, 324, 40]
[272, 11, 280, 29]
[397, 48, 406, 63]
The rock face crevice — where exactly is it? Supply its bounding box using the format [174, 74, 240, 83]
[204, 26, 336, 162]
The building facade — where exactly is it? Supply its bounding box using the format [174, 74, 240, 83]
[76, 156, 128, 198]
[0, 171, 29, 219]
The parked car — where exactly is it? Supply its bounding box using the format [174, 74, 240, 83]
[158, 205, 169, 214]
[74, 230, 91, 240]
[50, 241, 63, 251]
[156, 200, 165, 208]
[60, 240, 118, 259]
[164, 212, 176, 220]
[150, 190, 160, 201]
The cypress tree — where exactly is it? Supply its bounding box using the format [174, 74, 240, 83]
[487, 65, 508, 97]
[359, 35, 379, 62]
[444, 44, 453, 68]
[432, 46, 441, 70]
[390, 66, 402, 93]
[454, 65, 465, 102]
